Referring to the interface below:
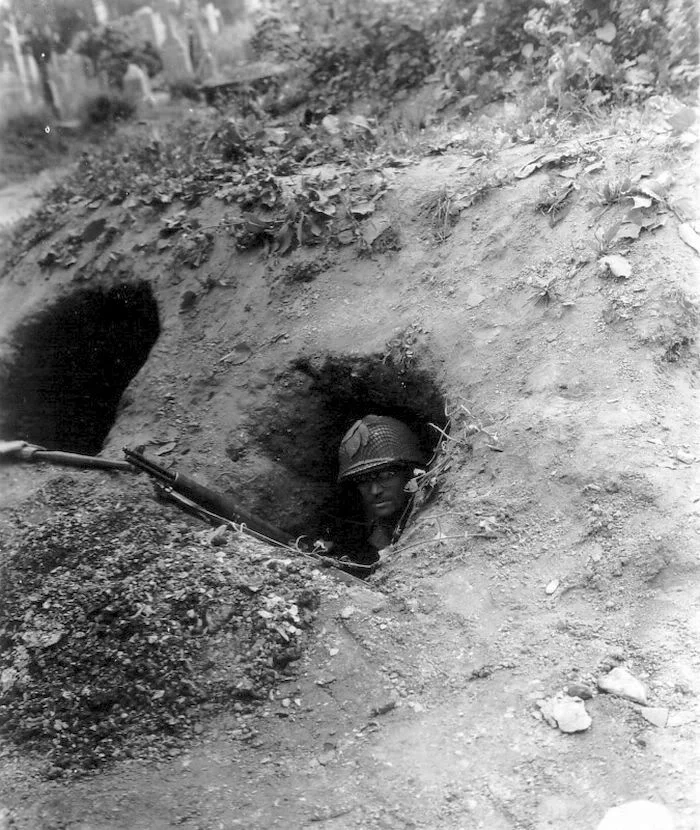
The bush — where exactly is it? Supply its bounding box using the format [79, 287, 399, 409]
[75, 23, 162, 89]
[0, 108, 69, 181]
[253, 0, 698, 115]
[252, 0, 434, 108]
[0, 108, 61, 146]
[80, 92, 136, 126]
[169, 79, 202, 102]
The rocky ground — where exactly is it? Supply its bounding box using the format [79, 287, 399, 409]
[0, 93, 698, 829]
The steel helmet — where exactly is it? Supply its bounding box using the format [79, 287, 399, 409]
[337, 414, 425, 483]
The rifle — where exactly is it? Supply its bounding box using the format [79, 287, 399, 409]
[123, 448, 374, 584]
[0, 440, 133, 472]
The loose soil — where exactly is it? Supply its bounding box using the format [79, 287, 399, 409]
[0, 98, 698, 830]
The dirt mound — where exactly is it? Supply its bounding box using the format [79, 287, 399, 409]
[0, 475, 320, 775]
[0, 97, 698, 828]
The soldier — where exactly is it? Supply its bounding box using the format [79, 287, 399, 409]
[337, 415, 426, 569]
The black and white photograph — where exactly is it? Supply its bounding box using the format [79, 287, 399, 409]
[0, 0, 698, 827]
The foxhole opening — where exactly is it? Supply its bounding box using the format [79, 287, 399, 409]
[245, 353, 447, 552]
[0, 282, 160, 455]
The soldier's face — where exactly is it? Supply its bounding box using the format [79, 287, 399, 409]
[355, 467, 411, 523]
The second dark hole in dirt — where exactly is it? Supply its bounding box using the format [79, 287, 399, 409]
[0, 282, 160, 455]
[243, 354, 447, 546]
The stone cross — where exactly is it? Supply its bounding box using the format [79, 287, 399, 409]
[203, 3, 221, 36]
[3, 18, 30, 101]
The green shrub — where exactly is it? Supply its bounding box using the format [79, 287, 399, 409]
[80, 92, 136, 126]
[252, 0, 434, 107]
[0, 108, 69, 180]
[253, 0, 697, 115]
[75, 23, 162, 89]
[169, 79, 202, 102]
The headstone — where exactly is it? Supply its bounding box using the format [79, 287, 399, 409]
[203, 3, 221, 36]
[25, 54, 40, 85]
[48, 51, 101, 119]
[0, 63, 28, 122]
[133, 7, 166, 48]
[196, 49, 217, 81]
[3, 18, 31, 102]
[152, 11, 167, 47]
[160, 20, 194, 81]
[47, 79, 62, 118]
[93, 0, 109, 24]
[122, 62, 152, 103]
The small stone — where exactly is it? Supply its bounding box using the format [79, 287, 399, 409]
[180, 289, 199, 311]
[317, 749, 335, 766]
[566, 683, 594, 700]
[370, 699, 397, 717]
[538, 696, 591, 733]
[598, 666, 647, 704]
[545, 579, 560, 595]
[640, 706, 669, 727]
[667, 710, 696, 727]
[596, 799, 675, 830]
[209, 525, 228, 546]
[82, 217, 107, 242]
[340, 606, 354, 619]
[675, 450, 695, 464]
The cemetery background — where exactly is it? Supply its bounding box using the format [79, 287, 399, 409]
[0, 0, 254, 126]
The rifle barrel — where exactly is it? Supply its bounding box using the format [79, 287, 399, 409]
[123, 448, 176, 484]
[123, 447, 293, 547]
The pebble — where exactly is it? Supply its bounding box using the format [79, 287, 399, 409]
[340, 606, 354, 620]
[370, 699, 397, 717]
[545, 579, 560, 595]
[675, 450, 695, 464]
[640, 706, 669, 728]
[596, 800, 675, 830]
[209, 525, 228, 546]
[538, 696, 591, 733]
[598, 667, 647, 704]
[566, 683, 594, 700]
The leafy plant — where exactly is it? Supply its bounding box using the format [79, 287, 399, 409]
[252, 0, 434, 109]
[80, 92, 136, 126]
[169, 79, 202, 102]
[75, 22, 162, 89]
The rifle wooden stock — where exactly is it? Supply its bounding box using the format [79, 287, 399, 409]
[124, 448, 293, 547]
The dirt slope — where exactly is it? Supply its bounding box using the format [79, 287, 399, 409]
[0, 101, 699, 829]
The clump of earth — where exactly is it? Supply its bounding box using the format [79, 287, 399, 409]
[0, 85, 698, 828]
[0, 475, 319, 775]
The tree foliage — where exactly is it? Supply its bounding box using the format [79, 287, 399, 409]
[4, 0, 94, 53]
[74, 23, 162, 88]
[251, 0, 698, 112]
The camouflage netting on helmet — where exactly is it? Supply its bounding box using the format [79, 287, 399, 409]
[338, 414, 426, 482]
